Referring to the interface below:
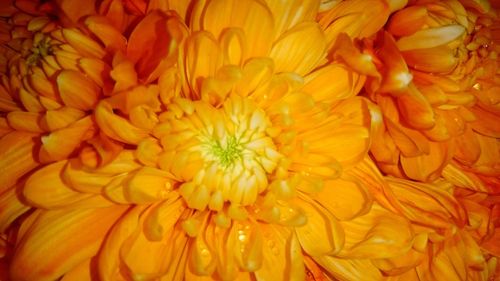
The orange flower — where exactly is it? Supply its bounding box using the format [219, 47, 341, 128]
[0, 0, 499, 280]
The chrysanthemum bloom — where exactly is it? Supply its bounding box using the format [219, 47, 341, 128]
[365, 0, 500, 182]
[346, 158, 499, 280]
[1, 0, 499, 281]
[0, 0, 420, 280]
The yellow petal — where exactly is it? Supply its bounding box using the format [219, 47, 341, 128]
[196, 0, 274, 58]
[60, 258, 93, 281]
[125, 167, 175, 204]
[270, 22, 326, 76]
[396, 25, 466, 51]
[315, 178, 372, 221]
[255, 225, 305, 281]
[57, 70, 100, 111]
[315, 256, 384, 281]
[295, 198, 344, 256]
[11, 206, 127, 281]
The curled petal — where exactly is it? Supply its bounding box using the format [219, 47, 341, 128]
[95, 101, 149, 145]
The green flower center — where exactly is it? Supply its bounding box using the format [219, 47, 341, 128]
[208, 136, 243, 168]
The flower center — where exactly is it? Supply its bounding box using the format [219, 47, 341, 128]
[207, 136, 243, 168]
[158, 95, 283, 214]
[26, 36, 53, 66]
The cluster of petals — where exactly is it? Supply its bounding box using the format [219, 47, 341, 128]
[0, 0, 498, 280]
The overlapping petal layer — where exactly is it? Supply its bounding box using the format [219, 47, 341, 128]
[0, 0, 499, 280]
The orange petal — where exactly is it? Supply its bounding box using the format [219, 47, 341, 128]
[196, 0, 274, 58]
[7, 111, 45, 133]
[84, 16, 126, 52]
[319, 0, 389, 48]
[62, 28, 105, 58]
[23, 160, 113, 209]
[39, 116, 95, 162]
[0, 186, 30, 232]
[315, 256, 384, 281]
[10, 205, 128, 281]
[376, 32, 413, 93]
[396, 25, 466, 51]
[400, 140, 454, 182]
[53, 0, 96, 24]
[302, 63, 365, 103]
[315, 178, 372, 221]
[255, 225, 305, 281]
[127, 11, 184, 80]
[94, 101, 149, 145]
[57, 70, 100, 111]
[41, 107, 86, 131]
[0, 131, 39, 192]
[402, 45, 459, 73]
[338, 204, 413, 259]
[270, 22, 326, 76]
[396, 84, 435, 130]
[295, 198, 344, 256]
[97, 206, 144, 281]
[387, 6, 428, 37]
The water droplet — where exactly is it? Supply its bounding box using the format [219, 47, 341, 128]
[201, 248, 210, 257]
